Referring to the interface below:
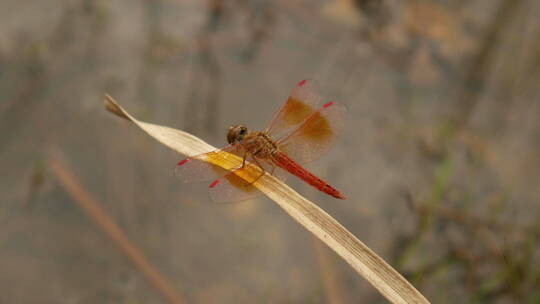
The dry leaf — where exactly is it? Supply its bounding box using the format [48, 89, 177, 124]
[104, 94, 430, 304]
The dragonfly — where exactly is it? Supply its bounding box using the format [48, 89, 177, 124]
[175, 79, 347, 203]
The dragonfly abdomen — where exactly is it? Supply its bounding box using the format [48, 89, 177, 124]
[273, 152, 346, 199]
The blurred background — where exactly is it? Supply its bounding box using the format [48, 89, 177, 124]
[1, 0, 540, 303]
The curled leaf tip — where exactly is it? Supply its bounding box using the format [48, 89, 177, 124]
[104, 94, 130, 121]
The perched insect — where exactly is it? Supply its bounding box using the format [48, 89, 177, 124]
[175, 80, 347, 202]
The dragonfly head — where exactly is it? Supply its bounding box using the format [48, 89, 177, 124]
[227, 124, 249, 144]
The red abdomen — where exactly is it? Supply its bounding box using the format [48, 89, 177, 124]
[272, 152, 346, 199]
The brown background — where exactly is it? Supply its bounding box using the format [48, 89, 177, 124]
[1, 0, 540, 303]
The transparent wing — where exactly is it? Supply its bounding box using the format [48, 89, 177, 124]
[208, 166, 262, 203]
[207, 155, 289, 203]
[175, 147, 288, 203]
[276, 101, 347, 164]
[174, 145, 239, 183]
[265, 79, 322, 137]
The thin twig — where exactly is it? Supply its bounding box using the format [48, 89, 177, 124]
[49, 157, 186, 304]
[312, 236, 347, 304]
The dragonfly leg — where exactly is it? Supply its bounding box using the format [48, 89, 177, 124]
[264, 158, 278, 176]
[262, 160, 276, 176]
[241, 152, 247, 168]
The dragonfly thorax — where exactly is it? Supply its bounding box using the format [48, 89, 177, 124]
[241, 132, 278, 158]
[228, 125, 278, 158]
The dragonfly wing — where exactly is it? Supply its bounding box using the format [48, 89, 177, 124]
[175, 146, 290, 203]
[207, 155, 289, 203]
[265, 79, 322, 137]
[277, 101, 347, 164]
[208, 169, 263, 203]
[174, 146, 239, 183]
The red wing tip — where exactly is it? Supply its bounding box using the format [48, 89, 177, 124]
[298, 79, 307, 86]
[323, 101, 334, 108]
[177, 159, 189, 166]
[209, 179, 220, 188]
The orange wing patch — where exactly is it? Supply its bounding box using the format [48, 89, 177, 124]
[224, 170, 260, 192]
[296, 110, 332, 142]
[266, 79, 322, 137]
[276, 101, 346, 164]
[204, 150, 264, 188]
[282, 97, 315, 126]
